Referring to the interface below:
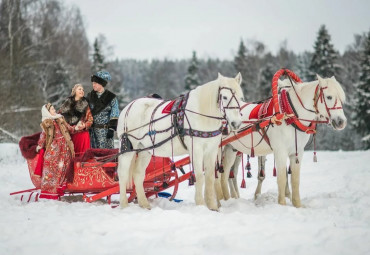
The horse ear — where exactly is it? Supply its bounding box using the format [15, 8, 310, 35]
[235, 72, 242, 85]
[218, 73, 223, 79]
[330, 76, 337, 81]
[316, 74, 325, 86]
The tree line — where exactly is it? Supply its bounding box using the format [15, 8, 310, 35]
[0, 0, 369, 150]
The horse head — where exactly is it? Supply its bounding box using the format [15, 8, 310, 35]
[316, 75, 347, 130]
[217, 73, 244, 130]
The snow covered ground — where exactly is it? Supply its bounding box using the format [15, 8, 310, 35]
[1, 143, 369, 255]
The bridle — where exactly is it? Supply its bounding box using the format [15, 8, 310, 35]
[287, 75, 343, 124]
[313, 85, 343, 119]
[217, 87, 241, 117]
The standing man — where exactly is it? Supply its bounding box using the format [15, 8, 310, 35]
[87, 71, 120, 149]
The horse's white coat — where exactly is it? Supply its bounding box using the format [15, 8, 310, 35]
[117, 73, 244, 210]
[217, 75, 347, 207]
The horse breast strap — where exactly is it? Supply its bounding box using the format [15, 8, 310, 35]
[172, 92, 223, 142]
[171, 93, 189, 149]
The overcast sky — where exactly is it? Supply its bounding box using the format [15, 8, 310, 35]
[65, 0, 370, 60]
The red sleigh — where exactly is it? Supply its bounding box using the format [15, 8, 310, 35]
[11, 132, 191, 204]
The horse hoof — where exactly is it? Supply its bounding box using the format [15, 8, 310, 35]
[254, 193, 261, 200]
[120, 203, 128, 209]
[139, 203, 151, 210]
[209, 207, 219, 212]
[140, 205, 151, 210]
[278, 199, 287, 206]
[292, 200, 302, 208]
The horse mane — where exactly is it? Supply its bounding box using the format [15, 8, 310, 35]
[193, 79, 220, 116]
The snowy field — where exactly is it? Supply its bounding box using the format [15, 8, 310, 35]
[0, 143, 369, 255]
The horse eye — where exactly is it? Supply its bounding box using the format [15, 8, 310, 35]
[223, 96, 227, 100]
[327, 96, 332, 100]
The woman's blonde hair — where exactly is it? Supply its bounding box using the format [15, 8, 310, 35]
[71, 84, 83, 97]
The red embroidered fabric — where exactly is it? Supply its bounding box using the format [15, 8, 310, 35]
[162, 100, 176, 114]
[249, 98, 274, 120]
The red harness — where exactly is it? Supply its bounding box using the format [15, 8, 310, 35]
[248, 98, 274, 120]
[280, 90, 317, 134]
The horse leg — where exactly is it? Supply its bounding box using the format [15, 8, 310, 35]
[227, 150, 240, 199]
[117, 152, 136, 208]
[214, 149, 224, 203]
[274, 152, 288, 206]
[285, 167, 291, 200]
[254, 156, 266, 200]
[214, 176, 223, 202]
[132, 152, 152, 209]
[220, 146, 237, 200]
[289, 153, 303, 208]
[191, 152, 205, 206]
[203, 150, 219, 211]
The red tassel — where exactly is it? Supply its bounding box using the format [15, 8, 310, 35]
[313, 152, 318, 162]
[188, 173, 195, 186]
[218, 164, 224, 173]
[259, 169, 265, 178]
[247, 170, 252, 178]
[240, 179, 246, 188]
[250, 147, 255, 158]
[313, 134, 317, 162]
[273, 167, 277, 177]
[229, 170, 234, 178]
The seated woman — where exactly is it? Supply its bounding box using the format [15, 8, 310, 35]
[36, 103, 75, 200]
[59, 84, 93, 156]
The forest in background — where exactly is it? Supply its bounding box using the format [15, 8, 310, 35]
[0, 0, 369, 150]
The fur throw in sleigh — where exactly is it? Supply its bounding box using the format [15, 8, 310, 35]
[19, 132, 41, 159]
[59, 97, 89, 126]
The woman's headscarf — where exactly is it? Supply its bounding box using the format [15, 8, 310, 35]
[41, 103, 63, 122]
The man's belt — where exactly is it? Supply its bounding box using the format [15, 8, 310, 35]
[92, 123, 109, 129]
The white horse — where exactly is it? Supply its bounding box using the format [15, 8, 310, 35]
[217, 75, 347, 207]
[117, 73, 244, 210]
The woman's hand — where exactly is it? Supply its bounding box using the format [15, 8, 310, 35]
[75, 122, 86, 131]
[36, 145, 42, 153]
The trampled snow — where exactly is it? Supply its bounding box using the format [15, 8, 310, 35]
[0, 143, 369, 255]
